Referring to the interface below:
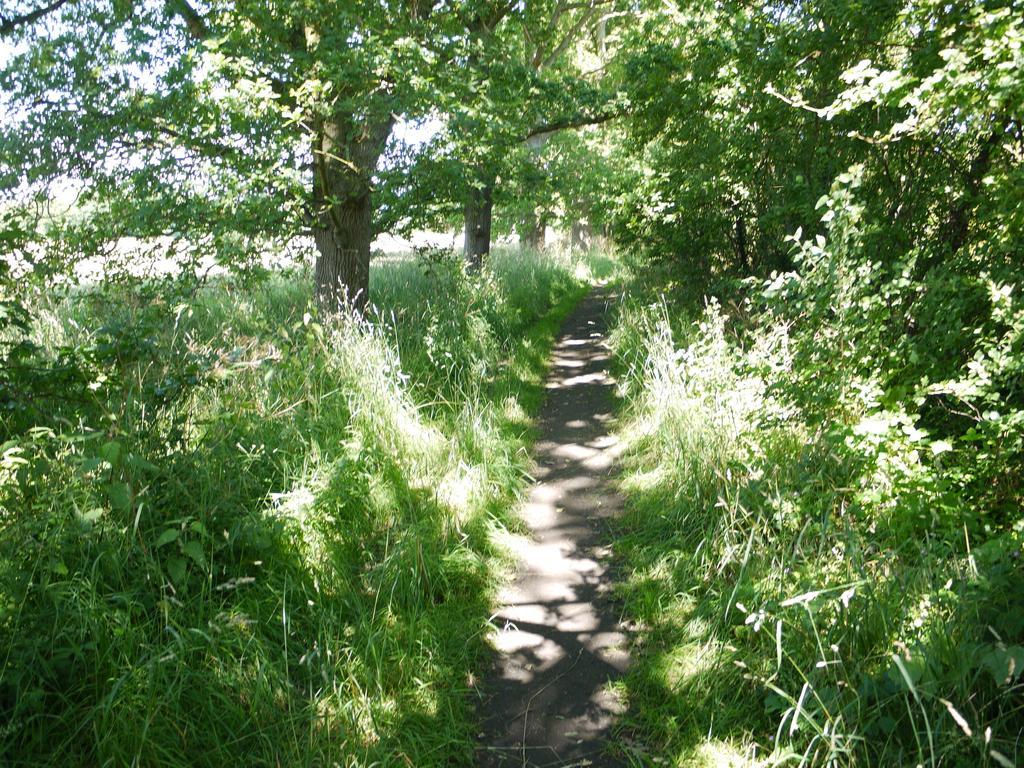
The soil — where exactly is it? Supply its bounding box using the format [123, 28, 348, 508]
[476, 288, 631, 768]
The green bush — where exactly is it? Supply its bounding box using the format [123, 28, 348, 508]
[605, 1, 1023, 762]
[611, 266, 1024, 765]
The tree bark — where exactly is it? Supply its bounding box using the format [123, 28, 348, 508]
[570, 220, 592, 251]
[945, 119, 1006, 257]
[310, 113, 393, 314]
[313, 195, 372, 314]
[463, 179, 493, 270]
[0, 0, 72, 37]
[734, 212, 749, 272]
[520, 212, 545, 250]
[911, 115, 1008, 278]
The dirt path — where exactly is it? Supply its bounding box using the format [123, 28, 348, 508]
[477, 288, 630, 768]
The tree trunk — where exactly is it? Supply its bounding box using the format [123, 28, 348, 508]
[520, 211, 545, 250]
[945, 118, 1006, 257]
[313, 194, 373, 314]
[570, 220, 592, 251]
[520, 133, 548, 251]
[310, 113, 393, 314]
[463, 179, 493, 270]
[734, 212, 749, 272]
[911, 114, 1007, 278]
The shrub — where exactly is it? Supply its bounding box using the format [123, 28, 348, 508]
[612, 273, 1024, 765]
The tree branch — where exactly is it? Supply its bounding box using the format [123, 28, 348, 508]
[165, 0, 208, 40]
[539, 6, 597, 71]
[466, 0, 517, 35]
[167, 0, 299, 108]
[526, 106, 625, 139]
[0, 0, 73, 37]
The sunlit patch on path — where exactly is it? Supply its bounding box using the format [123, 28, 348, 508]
[477, 289, 631, 768]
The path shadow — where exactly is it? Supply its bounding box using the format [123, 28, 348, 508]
[476, 289, 633, 768]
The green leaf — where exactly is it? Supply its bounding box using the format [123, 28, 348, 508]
[99, 441, 122, 466]
[79, 456, 104, 473]
[155, 528, 180, 548]
[981, 646, 1024, 685]
[126, 453, 160, 473]
[107, 482, 132, 512]
[182, 540, 205, 567]
[79, 508, 104, 525]
[166, 557, 188, 585]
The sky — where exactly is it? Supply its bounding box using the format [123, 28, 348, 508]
[393, 115, 443, 148]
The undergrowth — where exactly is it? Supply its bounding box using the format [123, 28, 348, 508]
[610, 255, 1024, 766]
[0, 246, 602, 766]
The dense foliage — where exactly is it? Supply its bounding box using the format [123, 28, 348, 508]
[606, 0, 1024, 764]
[1, 0, 627, 303]
[1, 2, 630, 763]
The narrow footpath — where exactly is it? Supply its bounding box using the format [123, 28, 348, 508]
[477, 288, 631, 768]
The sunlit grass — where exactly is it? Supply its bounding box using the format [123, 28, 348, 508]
[609, 285, 1024, 767]
[0, 246, 612, 765]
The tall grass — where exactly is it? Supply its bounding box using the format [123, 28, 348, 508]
[0, 247, 597, 766]
[609, 289, 1024, 767]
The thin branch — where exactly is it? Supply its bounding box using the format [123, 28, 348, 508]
[526, 106, 625, 139]
[0, 0, 73, 37]
[165, 0, 208, 40]
[466, 0, 518, 36]
[540, 6, 598, 70]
